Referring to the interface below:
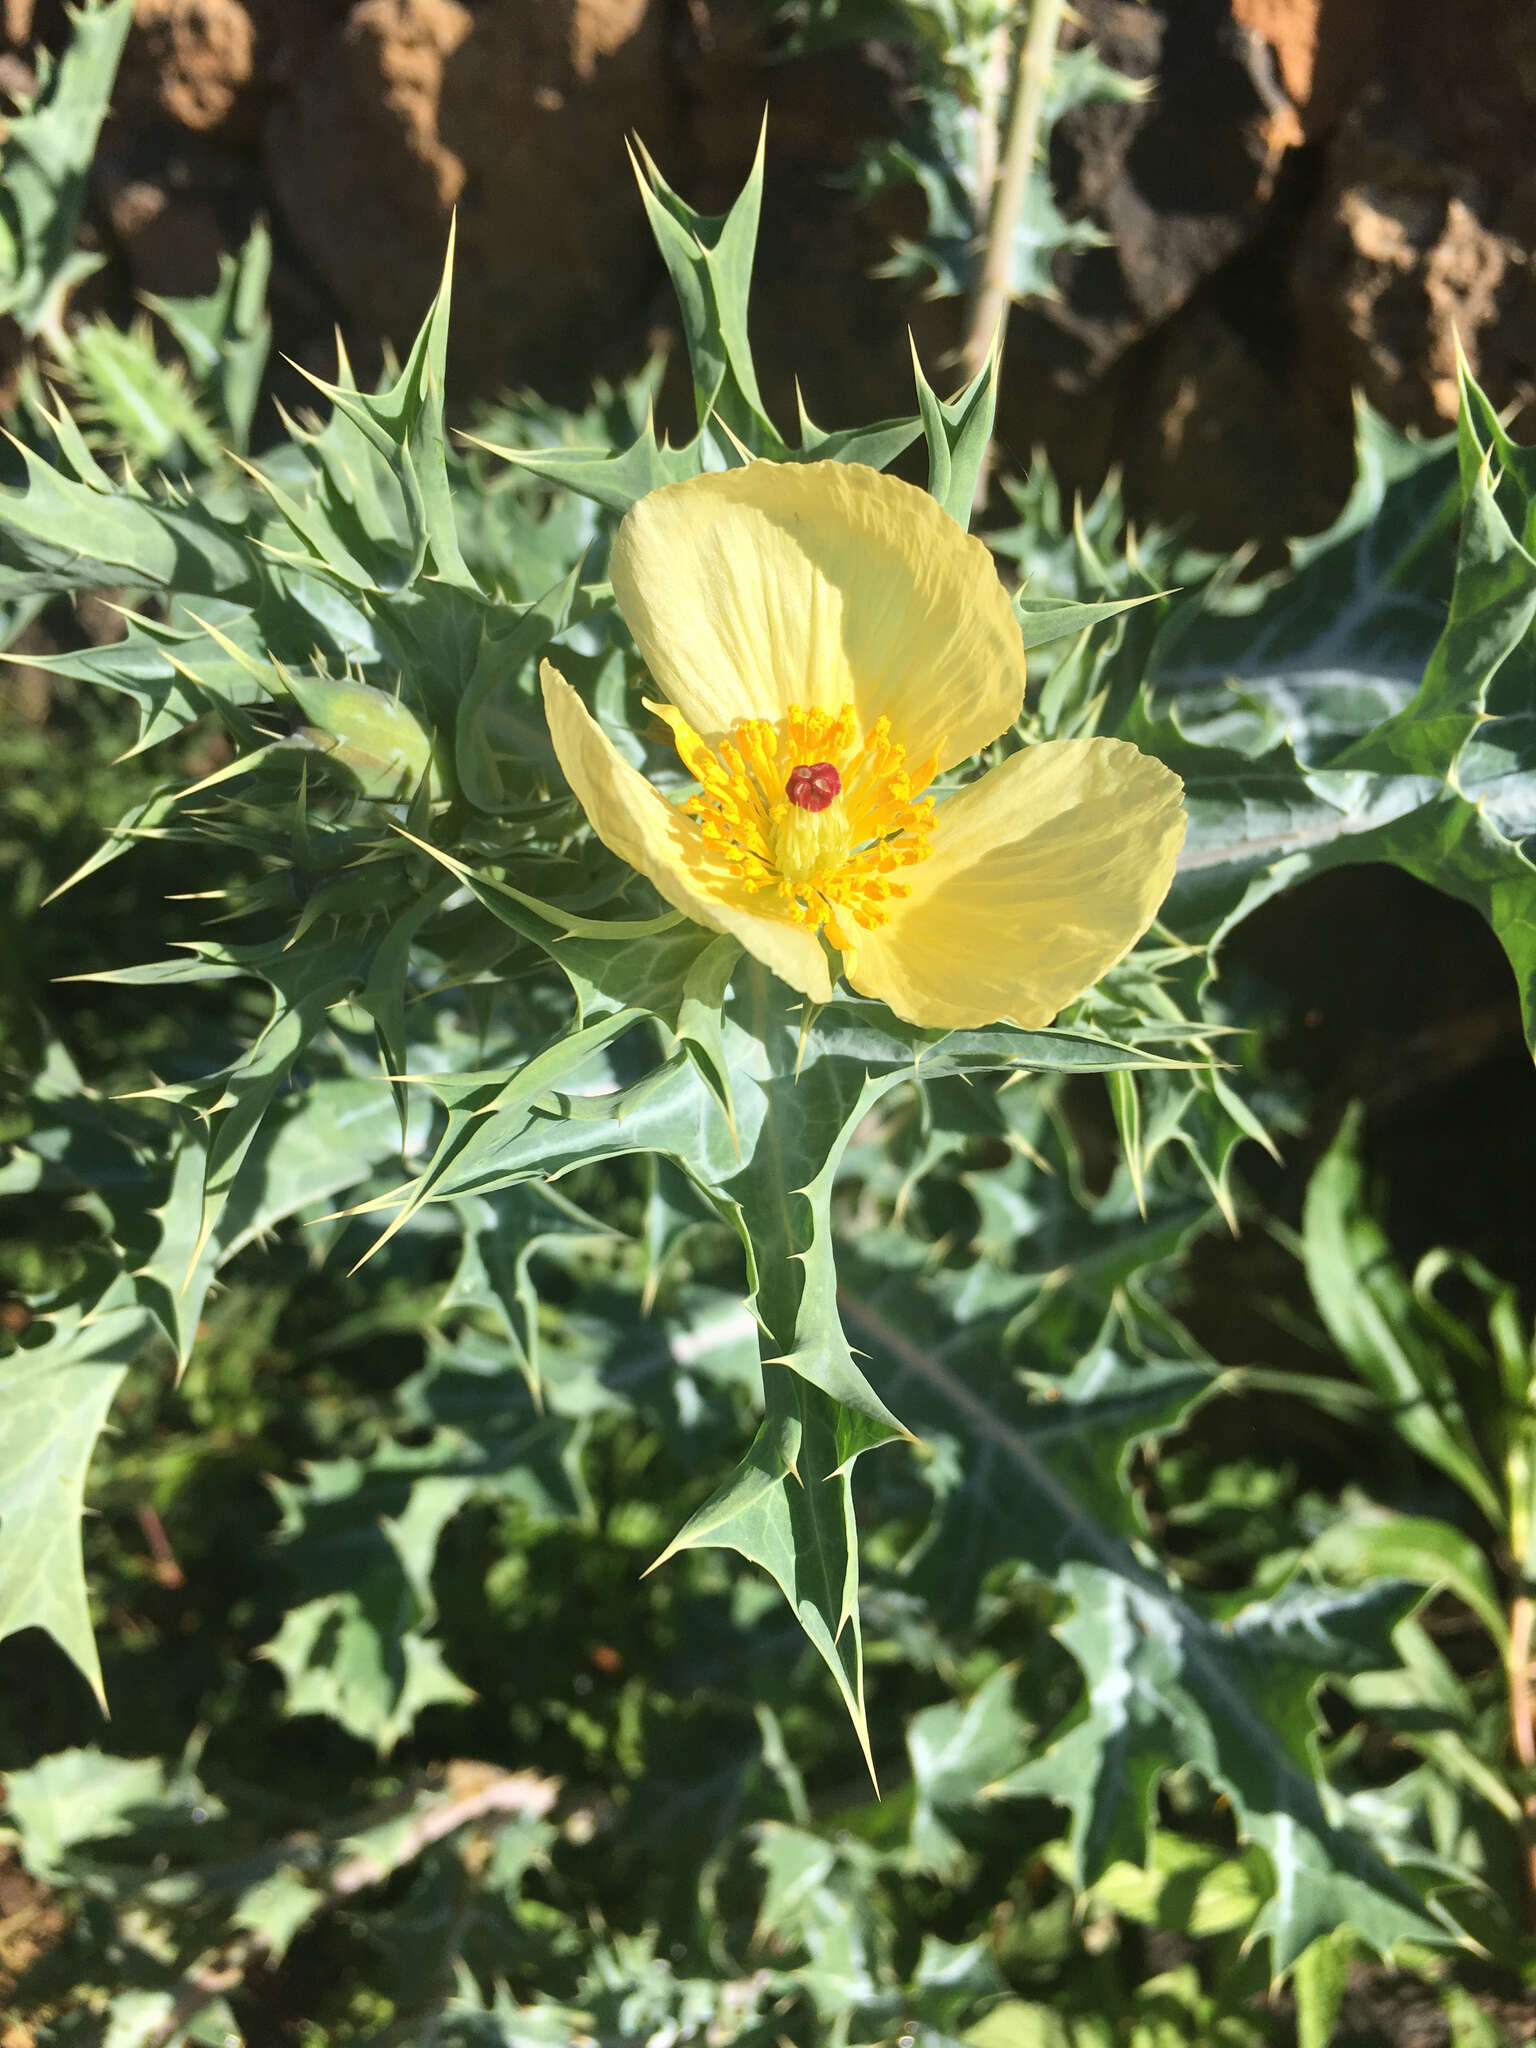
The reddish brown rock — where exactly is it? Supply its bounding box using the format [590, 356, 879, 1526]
[113, 1, 338, 142]
[24, 0, 1536, 546]
[1295, 0, 1536, 436]
[1299, 150, 1510, 428]
[1121, 302, 1352, 549]
[262, 0, 681, 395]
[1018, 0, 1285, 395]
[1228, 0, 1388, 143]
[126, 0, 255, 132]
[96, 153, 228, 299]
[669, 1, 919, 439]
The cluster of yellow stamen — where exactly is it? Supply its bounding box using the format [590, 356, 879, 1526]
[655, 698, 938, 958]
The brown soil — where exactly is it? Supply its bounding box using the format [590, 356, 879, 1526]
[0, 1846, 66, 2046]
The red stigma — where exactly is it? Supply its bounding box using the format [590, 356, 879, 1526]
[786, 761, 841, 813]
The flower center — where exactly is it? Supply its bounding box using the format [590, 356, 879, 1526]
[656, 699, 938, 957]
[786, 761, 841, 811]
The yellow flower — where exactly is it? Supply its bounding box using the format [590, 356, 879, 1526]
[541, 461, 1185, 1029]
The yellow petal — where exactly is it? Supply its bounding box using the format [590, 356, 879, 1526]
[610, 462, 1025, 771]
[847, 738, 1186, 1029]
[540, 663, 835, 1004]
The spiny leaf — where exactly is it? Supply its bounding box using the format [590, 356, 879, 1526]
[0, 1275, 154, 1706]
[0, 423, 257, 601]
[1331, 454, 1536, 785]
[444, 1184, 617, 1398]
[363, 952, 1188, 1749]
[1126, 395, 1536, 1049]
[145, 220, 273, 453]
[0, 0, 132, 341]
[1146, 399, 1457, 766]
[1014, 589, 1160, 652]
[452, 567, 580, 809]
[906, 1665, 1031, 1880]
[63, 316, 222, 471]
[995, 1570, 1451, 1970]
[840, 1256, 1453, 1969]
[288, 219, 477, 593]
[793, 385, 922, 472]
[1302, 1108, 1504, 1528]
[650, 1360, 878, 1781]
[14, 597, 275, 756]
[910, 332, 998, 530]
[861, 38, 1131, 307]
[459, 406, 707, 517]
[629, 121, 786, 459]
[261, 1469, 476, 1755]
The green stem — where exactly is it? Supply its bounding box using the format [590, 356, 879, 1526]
[960, 0, 1069, 503]
[970, 19, 1014, 279]
[961, 0, 1066, 381]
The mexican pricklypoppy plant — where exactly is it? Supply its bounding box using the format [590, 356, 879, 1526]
[543, 461, 1185, 1025]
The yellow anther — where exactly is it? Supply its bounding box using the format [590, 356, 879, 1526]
[666, 696, 941, 954]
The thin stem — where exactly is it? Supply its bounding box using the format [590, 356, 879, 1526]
[970, 19, 1014, 274]
[960, 0, 1068, 390]
[136, 1500, 185, 1588]
[329, 1768, 557, 1893]
[1507, 1592, 1536, 1917]
[141, 1768, 558, 2048]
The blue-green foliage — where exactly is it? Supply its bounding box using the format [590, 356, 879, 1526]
[0, 0, 132, 342]
[4, 20, 1536, 2040]
[775, 0, 1142, 302]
